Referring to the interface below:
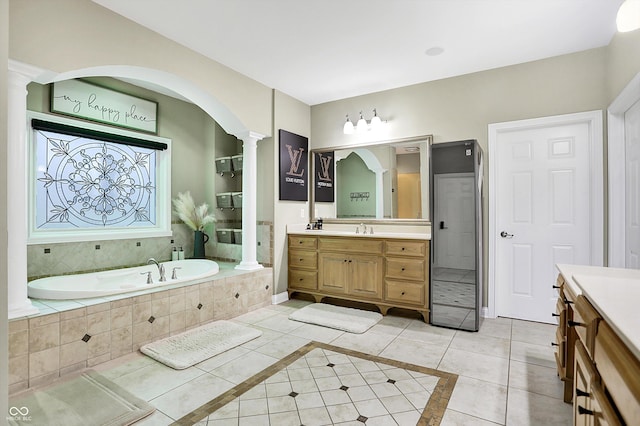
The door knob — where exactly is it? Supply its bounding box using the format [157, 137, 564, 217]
[500, 231, 513, 238]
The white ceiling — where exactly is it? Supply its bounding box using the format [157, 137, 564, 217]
[93, 0, 623, 106]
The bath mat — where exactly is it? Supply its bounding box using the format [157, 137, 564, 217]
[8, 370, 154, 426]
[140, 320, 262, 369]
[288, 303, 383, 333]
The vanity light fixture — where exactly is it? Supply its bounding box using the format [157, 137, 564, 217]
[617, 0, 640, 32]
[343, 114, 354, 134]
[356, 111, 368, 133]
[343, 109, 385, 134]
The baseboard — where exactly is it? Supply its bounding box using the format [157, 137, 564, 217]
[272, 292, 289, 305]
[481, 307, 490, 318]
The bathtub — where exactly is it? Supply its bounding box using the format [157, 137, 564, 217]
[27, 259, 220, 300]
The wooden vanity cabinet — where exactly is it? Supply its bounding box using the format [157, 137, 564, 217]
[288, 234, 430, 321]
[556, 272, 639, 426]
[555, 274, 579, 403]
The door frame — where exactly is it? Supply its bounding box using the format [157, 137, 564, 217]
[608, 72, 640, 268]
[487, 111, 604, 319]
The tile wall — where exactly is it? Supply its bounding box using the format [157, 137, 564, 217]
[8, 268, 273, 394]
[27, 222, 274, 279]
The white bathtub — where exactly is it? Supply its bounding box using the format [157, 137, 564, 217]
[28, 259, 220, 300]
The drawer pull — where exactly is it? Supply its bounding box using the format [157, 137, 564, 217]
[299, 258, 303, 261]
[578, 406, 594, 416]
[551, 342, 559, 347]
[401, 247, 405, 251]
[564, 298, 574, 305]
[552, 285, 560, 289]
[568, 320, 584, 327]
[551, 313, 560, 317]
[401, 267, 405, 271]
[576, 388, 589, 397]
[299, 241, 303, 244]
[401, 291, 405, 296]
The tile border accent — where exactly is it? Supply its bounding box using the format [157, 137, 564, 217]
[172, 341, 458, 426]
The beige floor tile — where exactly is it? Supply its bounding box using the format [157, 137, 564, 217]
[511, 319, 556, 346]
[150, 372, 236, 420]
[329, 330, 396, 355]
[505, 387, 572, 425]
[253, 334, 310, 358]
[289, 322, 346, 343]
[508, 360, 565, 400]
[254, 313, 305, 333]
[209, 351, 279, 384]
[379, 337, 448, 368]
[447, 376, 507, 424]
[449, 331, 511, 359]
[112, 361, 206, 400]
[510, 340, 556, 369]
[441, 409, 502, 425]
[398, 320, 456, 346]
[438, 348, 509, 385]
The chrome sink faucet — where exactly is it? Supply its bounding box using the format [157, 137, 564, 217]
[356, 223, 368, 235]
[147, 258, 166, 282]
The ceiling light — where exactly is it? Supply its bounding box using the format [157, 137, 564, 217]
[617, 0, 640, 32]
[425, 46, 444, 57]
[343, 115, 354, 134]
[343, 109, 386, 134]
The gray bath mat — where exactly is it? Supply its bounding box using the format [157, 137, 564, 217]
[8, 370, 154, 426]
[289, 303, 383, 333]
[140, 320, 262, 369]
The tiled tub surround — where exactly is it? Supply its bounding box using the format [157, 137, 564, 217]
[27, 222, 274, 279]
[8, 264, 273, 394]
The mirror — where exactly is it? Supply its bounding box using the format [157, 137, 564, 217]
[311, 135, 432, 222]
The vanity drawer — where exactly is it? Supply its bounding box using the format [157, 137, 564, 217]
[289, 235, 317, 249]
[573, 295, 602, 355]
[594, 321, 640, 425]
[288, 249, 317, 269]
[384, 240, 428, 257]
[384, 280, 425, 306]
[385, 258, 426, 281]
[288, 269, 318, 291]
[319, 237, 383, 254]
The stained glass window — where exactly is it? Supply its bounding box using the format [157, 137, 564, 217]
[28, 112, 171, 243]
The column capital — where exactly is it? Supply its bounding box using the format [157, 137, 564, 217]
[8, 59, 52, 82]
[237, 130, 266, 144]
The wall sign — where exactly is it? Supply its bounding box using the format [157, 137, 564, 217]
[51, 79, 158, 133]
[279, 129, 308, 201]
[314, 151, 334, 202]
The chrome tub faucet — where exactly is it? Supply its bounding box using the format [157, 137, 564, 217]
[147, 258, 166, 282]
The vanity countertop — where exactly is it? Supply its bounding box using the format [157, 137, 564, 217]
[555, 264, 640, 297]
[288, 229, 431, 240]
[572, 272, 640, 360]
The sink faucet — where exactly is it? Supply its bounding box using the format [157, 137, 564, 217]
[356, 223, 367, 235]
[147, 258, 166, 282]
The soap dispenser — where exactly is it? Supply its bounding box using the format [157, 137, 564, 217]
[171, 247, 178, 261]
[178, 246, 185, 260]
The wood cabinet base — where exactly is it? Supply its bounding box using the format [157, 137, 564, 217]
[288, 234, 430, 323]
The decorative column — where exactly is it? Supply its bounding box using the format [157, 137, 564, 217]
[375, 170, 385, 219]
[235, 131, 265, 270]
[8, 63, 39, 318]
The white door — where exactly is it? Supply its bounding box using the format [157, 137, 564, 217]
[490, 112, 602, 323]
[626, 99, 640, 268]
[434, 173, 475, 270]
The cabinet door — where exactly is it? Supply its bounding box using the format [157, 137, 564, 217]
[318, 253, 349, 294]
[349, 255, 383, 300]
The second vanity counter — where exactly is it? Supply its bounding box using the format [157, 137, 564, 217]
[554, 264, 640, 424]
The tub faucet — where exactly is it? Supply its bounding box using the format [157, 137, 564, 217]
[147, 258, 166, 282]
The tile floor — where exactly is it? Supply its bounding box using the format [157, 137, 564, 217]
[90, 299, 572, 425]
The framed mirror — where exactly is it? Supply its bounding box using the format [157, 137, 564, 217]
[311, 135, 433, 222]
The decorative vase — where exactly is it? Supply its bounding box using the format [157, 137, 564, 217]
[193, 230, 209, 259]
